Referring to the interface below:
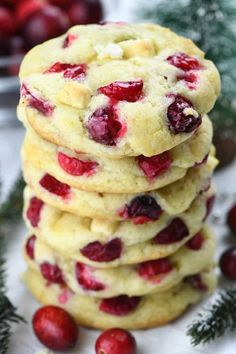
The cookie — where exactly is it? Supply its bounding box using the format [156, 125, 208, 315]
[18, 23, 220, 158]
[23, 154, 217, 221]
[24, 225, 215, 298]
[22, 115, 213, 193]
[24, 267, 216, 329]
[23, 186, 213, 267]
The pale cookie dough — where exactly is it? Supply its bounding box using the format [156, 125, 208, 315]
[18, 23, 220, 158]
[22, 116, 213, 193]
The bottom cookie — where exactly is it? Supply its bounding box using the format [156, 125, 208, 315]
[24, 268, 216, 330]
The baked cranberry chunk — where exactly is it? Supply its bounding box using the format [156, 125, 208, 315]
[81, 238, 122, 262]
[25, 235, 36, 260]
[99, 80, 143, 102]
[87, 106, 126, 146]
[119, 195, 163, 224]
[167, 94, 202, 134]
[75, 262, 105, 291]
[227, 204, 236, 236]
[137, 258, 173, 280]
[39, 174, 71, 199]
[178, 71, 198, 90]
[44, 62, 87, 80]
[137, 151, 172, 179]
[153, 218, 189, 244]
[204, 195, 215, 220]
[26, 196, 44, 227]
[63, 34, 77, 48]
[184, 274, 207, 291]
[40, 262, 64, 284]
[167, 52, 201, 71]
[99, 295, 141, 316]
[21, 83, 54, 116]
[186, 233, 204, 250]
[58, 152, 98, 176]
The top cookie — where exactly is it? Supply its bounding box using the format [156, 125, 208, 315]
[18, 23, 220, 158]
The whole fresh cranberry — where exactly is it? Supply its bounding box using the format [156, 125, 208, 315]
[25, 235, 36, 260]
[22, 5, 70, 47]
[95, 328, 137, 354]
[33, 305, 78, 350]
[99, 80, 143, 102]
[0, 6, 15, 37]
[40, 262, 65, 284]
[167, 94, 202, 134]
[227, 204, 236, 235]
[220, 247, 236, 280]
[68, 0, 103, 25]
[16, 0, 44, 25]
[137, 151, 172, 179]
[81, 238, 122, 262]
[99, 295, 140, 316]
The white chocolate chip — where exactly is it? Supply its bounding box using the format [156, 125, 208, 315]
[35, 349, 54, 354]
[90, 218, 119, 235]
[94, 43, 123, 59]
[183, 107, 199, 118]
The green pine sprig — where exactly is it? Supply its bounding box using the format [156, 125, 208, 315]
[187, 287, 236, 345]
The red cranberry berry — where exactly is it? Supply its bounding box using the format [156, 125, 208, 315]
[75, 262, 105, 291]
[178, 71, 198, 90]
[39, 174, 71, 199]
[167, 94, 202, 134]
[40, 262, 65, 284]
[87, 106, 126, 146]
[22, 5, 70, 47]
[99, 295, 141, 316]
[220, 248, 236, 280]
[137, 151, 172, 179]
[81, 238, 122, 262]
[99, 80, 143, 102]
[44, 62, 87, 80]
[186, 233, 204, 250]
[16, 0, 44, 25]
[195, 153, 209, 167]
[26, 196, 44, 227]
[137, 258, 173, 280]
[204, 195, 215, 220]
[184, 274, 207, 291]
[21, 84, 55, 116]
[167, 52, 201, 71]
[153, 218, 189, 244]
[227, 204, 236, 235]
[58, 152, 98, 176]
[68, 0, 103, 25]
[25, 235, 36, 260]
[119, 195, 163, 224]
[62, 33, 77, 48]
[95, 328, 137, 354]
[0, 6, 15, 37]
[33, 305, 78, 350]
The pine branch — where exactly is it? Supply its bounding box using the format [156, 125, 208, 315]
[187, 287, 236, 345]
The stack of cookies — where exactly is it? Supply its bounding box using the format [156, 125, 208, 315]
[17, 23, 220, 329]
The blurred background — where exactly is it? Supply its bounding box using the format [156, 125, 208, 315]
[0, 0, 236, 198]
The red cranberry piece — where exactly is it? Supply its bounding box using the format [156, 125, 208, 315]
[81, 238, 122, 262]
[227, 204, 236, 235]
[40, 262, 65, 284]
[68, 0, 103, 25]
[25, 235, 36, 260]
[167, 52, 201, 71]
[39, 174, 71, 199]
[186, 233, 204, 250]
[119, 195, 163, 225]
[195, 153, 209, 167]
[220, 247, 236, 280]
[178, 71, 198, 90]
[21, 84, 54, 117]
[62, 33, 77, 48]
[0, 6, 15, 37]
[137, 151, 172, 179]
[75, 262, 105, 291]
[16, 0, 44, 25]
[95, 328, 137, 354]
[99, 80, 143, 102]
[99, 295, 141, 316]
[184, 274, 207, 291]
[58, 152, 98, 176]
[204, 195, 215, 220]
[26, 196, 44, 227]
[153, 218, 189, 245]
[137, 258, 173, 280]
[44, 62, 87, 80]
[33, 305, 79, 350]
[167, 94, 202, 134]
[87, 106, 126, 146]
[22, 5, 70, 47]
